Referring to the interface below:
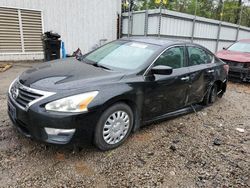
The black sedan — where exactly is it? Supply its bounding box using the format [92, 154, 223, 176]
[8, 37, 228, 150]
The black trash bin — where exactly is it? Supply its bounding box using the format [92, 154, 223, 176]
[43, 32, 61, 61]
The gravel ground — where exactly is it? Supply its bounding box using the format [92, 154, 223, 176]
[0, 63, 249, 187]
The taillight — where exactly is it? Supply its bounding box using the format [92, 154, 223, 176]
[223, 64, 229, 75]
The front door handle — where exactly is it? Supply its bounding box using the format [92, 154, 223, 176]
[181, 76, 190, 81]
[207, 69, 215, 73]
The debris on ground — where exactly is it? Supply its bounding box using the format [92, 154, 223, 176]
[169, 145, 177, 151]
[213, 138, 222, 146]
[0, 63, 12, 72]
[235, 128, 245, 133]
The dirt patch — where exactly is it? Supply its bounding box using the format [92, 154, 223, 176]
[0, 64, 249, 187]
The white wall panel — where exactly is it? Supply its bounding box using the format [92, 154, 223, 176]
[193, 39, 216, 52]
[147, 16, 159, 35]
[160, 17, 193, 37]
[238, 30, 250, 40]
[0, 0, 121, 61]
[220, 26, 237, 40]
[194, 22, 218, 39]
[132, 13, 145, 35]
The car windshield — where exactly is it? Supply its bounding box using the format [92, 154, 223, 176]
[227, 42, 250, 53]
[83, 41, 159, 70]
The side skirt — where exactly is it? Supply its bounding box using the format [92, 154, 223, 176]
[143, 104, 204, 125]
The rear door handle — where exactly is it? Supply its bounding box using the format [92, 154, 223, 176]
[207, 69, 214, 73]
[181, 76, 190, 81]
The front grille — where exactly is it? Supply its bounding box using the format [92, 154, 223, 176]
[229, 71, 241, 77]
[16, 87, 43, 108]
[223, 60, 246, 68]
[10, 81, 43, 109]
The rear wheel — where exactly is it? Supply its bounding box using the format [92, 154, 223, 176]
[209, 84, 218, 103]
[202, 83, 218, 105]
[94, 103, 133, 151]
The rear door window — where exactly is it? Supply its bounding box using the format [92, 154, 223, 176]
[187, 46, 211, 66]
[154, 46, 185, 69]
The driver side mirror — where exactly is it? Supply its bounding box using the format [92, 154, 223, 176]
[151, 65, 173, 75]
[223, 47, 227, 50]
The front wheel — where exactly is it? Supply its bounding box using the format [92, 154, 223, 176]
[94, 103, 133, 151]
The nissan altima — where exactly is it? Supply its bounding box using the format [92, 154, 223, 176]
[8, 37, 228, 150]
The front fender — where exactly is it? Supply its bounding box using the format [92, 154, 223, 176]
[88, 83, 144, 131]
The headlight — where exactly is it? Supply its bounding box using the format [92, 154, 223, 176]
[45, 91, 98, 112]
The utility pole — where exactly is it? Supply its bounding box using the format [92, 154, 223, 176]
[216, 0, 224, 52]
[194, 0, 198, 16]
[238, 2, 243, 26]
[220, 0, 225, 21]
[236, 1, 243, 40]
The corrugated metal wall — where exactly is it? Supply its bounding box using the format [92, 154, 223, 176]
[0, 0, 121, 61]
[122, 9, 250, 53]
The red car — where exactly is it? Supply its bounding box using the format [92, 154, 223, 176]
[216, 39, 250, 82]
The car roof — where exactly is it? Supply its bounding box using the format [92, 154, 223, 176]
[239, 39, 250, 43]
[121, 37, 186, 47]
[119, 37, 214, 54]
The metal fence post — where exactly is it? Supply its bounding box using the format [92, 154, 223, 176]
[144, 10, 149, 36]
[158, 1, 162, 37]
[215, 22, 222, 52]
[236, 4, 243, 41]
[118, 13, 122, 39]
[191, 16, 196, 42]
[131, 11, 134, 36]
[236, 26, 240, 41]
[127, 12, 130, 37]
[191, 0, 197, 42]
[127, 0, 131, 38]
[127, 11, 133, 37]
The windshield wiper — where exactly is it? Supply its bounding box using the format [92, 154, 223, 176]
[91, 62, 112, 70]
[81, 58, 112, 70]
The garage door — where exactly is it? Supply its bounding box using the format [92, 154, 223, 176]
[0, 7, 43, 53]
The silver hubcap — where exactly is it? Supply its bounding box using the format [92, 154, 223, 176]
[103, 111, 130, 145]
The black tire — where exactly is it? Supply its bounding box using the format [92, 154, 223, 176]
[201, 89, 210, 106]
[202, 83, 218, 106]
[94, 103, 134, 151]
[209, 84, 218, 104]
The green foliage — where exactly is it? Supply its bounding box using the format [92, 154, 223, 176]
[127, 0, 250, 27]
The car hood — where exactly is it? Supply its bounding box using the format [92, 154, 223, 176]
[216, 50, 250, 63]
[19, 58, 125, 91]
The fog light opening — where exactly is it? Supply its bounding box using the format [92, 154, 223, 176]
[44, 127, 76, 136]
[44, 128, 76, 144]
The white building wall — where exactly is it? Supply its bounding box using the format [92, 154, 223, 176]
[0, 0, 121, 61]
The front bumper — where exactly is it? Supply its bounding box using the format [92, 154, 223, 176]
[228, 67, 250, 82]
[7, 96, 100, 145]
